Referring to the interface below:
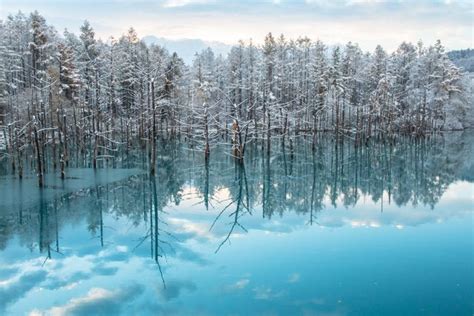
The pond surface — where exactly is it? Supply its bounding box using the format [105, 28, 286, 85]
[0, 133, 473, 315]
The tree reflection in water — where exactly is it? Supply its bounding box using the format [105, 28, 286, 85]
[0, 132, 472, 284]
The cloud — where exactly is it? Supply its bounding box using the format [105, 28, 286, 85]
[312, 185, 474, 229]
[98, 249, 130, 262]
[253, 286, 286, 300]
[346, 0, 394, 4]
[305, 0, 394, 6]
[157, 279, 197, 301]
[233, 279, 250, 289]
[24, 254, 120, 292]
[0, 0, 470, 51]
[162, 0, 212, 8]
[0, 267, 19, 280]
[168, 217, 216, 241]
[43, 271, 91, 290]
[225, 278, 250, 291]
[173, 243, 210, 265]
[0, 270, 47, 310]
[91, 265, 119, 276]
[288, 273, 300, 283]
[33, 284, 144, 316]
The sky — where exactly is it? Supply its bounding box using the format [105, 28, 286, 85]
[0, 0, 472, 52]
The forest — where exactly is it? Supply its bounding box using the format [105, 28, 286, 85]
[0, 11, 472, 185]
[448, 48, 474, 73]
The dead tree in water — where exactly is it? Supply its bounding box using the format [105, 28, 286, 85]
[15, 127, 23, 179]
[231, 119, 248, 162]
[150, 79, 157, 176]
[33, 117, 44, 187]
[0, 14, 466, 177]
[204, 105, 210, 161]
[62, 112, 68, 178]
[92, 113, 99, 169]
[57, 109, 68, 180]
[231, 120, 242, 159]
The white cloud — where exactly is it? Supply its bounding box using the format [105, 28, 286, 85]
[346, 0, 391, 4]
[0, 270, 47, 311]
[48, 288, 115, 316]
[162, 0, 212, 8]
[168, 217, 216, 241]
[32, 284, 144, 316]
[288, 273, 300, 283]
[230, 278, 250, 290]
[253, 286, 286, 300]
[0, 0, 470, 51]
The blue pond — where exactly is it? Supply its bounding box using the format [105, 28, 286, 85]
[0, 134, 473, 315]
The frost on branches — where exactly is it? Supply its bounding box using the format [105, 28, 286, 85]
[0, 11, 472, 181]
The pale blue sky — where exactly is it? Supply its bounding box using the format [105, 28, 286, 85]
[1, 0, 472, 51]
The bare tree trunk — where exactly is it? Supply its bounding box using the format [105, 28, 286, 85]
[312, 115, 317, 151]
[93, 109, 101, 169]
[33, 120, 43, 187]
[15, 128, 23, 179]
[150, 80, 157, 176]
[266, 111, 271, 155]
[204, 108, 210, 161]
[231, 119, 243, 160]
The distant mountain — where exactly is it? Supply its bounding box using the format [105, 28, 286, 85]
[448, 49, 474, 73]
[142, 35, 232, 64]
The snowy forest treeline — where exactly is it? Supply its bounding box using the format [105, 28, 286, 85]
[0, 12, 472, 183]
[448, 49, 474, 73]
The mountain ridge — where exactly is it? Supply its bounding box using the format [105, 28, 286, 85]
[142, 35, 232, 64]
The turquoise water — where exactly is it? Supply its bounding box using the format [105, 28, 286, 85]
[0, 134, 473, 315]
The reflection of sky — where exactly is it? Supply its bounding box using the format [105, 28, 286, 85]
[0, 181, 472, 315]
